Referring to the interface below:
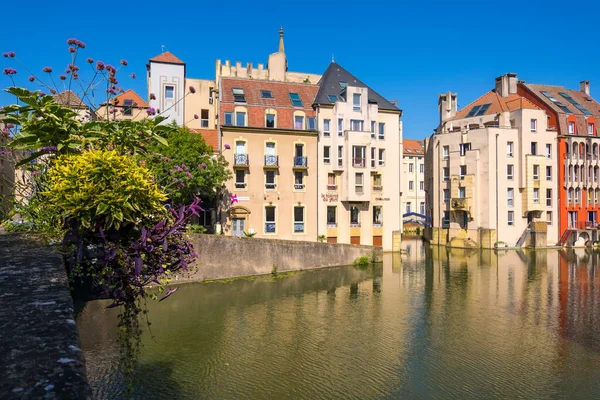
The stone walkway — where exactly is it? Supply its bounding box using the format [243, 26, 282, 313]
[0, 234, 92, 399]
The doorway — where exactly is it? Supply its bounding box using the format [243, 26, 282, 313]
[232, 218, 245, 237]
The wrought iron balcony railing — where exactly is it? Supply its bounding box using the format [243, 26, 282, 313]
[264, 155, 279, 167]
[294, 156, 308, 168]
[294, 222, 305, 233]
[234, 153, 249, 166]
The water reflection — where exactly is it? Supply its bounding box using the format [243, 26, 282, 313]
[78, 239, 600, 399]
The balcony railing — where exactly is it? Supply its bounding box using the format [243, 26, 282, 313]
[264, 155, 279, 167]
[373, 185, 383, 191]
[350, 222, 361, 228]
[327, 222, 337, 228]
[235, 182, 246, 189]
[293, 222, 305, 233]
[234, 153, 249, 166]
[294, 184, 305, 190]
[451, 197, 469, 210]
[265, 222, 276, 233]
[373, 222, 382, 228]
[294, 156, 308, 168]
[327, 184, 337, 191]
[352, 157, 366, 167]
[265, 183, 276, 190]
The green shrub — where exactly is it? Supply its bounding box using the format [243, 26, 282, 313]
[354, 256, 370, 270]
[317, 234, 326, 242]
[243, 231, 257, 237]
[188, 224, 207, 234]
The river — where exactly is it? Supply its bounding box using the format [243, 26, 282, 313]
[76, 239, 600, 399]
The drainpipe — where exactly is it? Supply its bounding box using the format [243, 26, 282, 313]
[496, 133, 499, 246]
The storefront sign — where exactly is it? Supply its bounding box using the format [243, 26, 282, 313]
[321, 193, 338, 202]
[375, 197, 390, 201]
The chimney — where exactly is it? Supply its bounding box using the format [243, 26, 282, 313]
[438, 91, 457, 124]
[580, 80, 590, 96]
[495, 73, 518, 97]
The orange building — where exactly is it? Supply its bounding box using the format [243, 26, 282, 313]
[519, 81, 600, 245]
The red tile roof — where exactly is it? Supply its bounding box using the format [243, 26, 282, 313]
[107, 89, 148, 107]
[220, 77, 318, 109]
[403, 139, 425, 155]
[189, 129, 218, 150]
[149, 51, 185, 65]
[454, 90, 540, 120]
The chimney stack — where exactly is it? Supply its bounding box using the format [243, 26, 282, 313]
[438, 91, 458, 124]
[495, 73, 518, 97]
[580, 80, 590, 96]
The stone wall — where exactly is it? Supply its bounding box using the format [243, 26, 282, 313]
[0, 233, 92, 399]
[176, 234, 379, 282]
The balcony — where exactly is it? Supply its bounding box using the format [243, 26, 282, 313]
[265, 222, 276, 233]
[294, 184, 305, 190]
[293, 156, 308, 169]
[451, 197, 471, 211]
[264, 155, 279, 168]
[293, 222, 305, 233]
[265, 183, 276, 190]
[327, 184, 337, 191]
[234, 153, 249, 167]
[373, 185, 383, 192]
[352, 157, 366, 168]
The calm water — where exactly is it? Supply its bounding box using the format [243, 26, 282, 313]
[77, 239, 600, 399]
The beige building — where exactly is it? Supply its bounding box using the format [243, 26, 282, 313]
[402, 139, 426, 217]
[425, 73, 559, 248]
[314, 62, 402, 250]
[96, 89, 148, 121]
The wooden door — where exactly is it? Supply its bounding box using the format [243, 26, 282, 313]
[373, 236, 382, 247]
[351, 236, 361, 245]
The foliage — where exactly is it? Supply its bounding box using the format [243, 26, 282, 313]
[43, 150, 166, 230]
[187, 223, 207, 234]
[140, 125, 231, 206]
[354, 256, 370, 270]
[317, 234, 326, 242]
[370, 250, 380, 264]
[243, 230, 257, 237]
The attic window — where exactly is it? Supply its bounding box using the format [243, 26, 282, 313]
[233, 88, 246, 103]
[261, 90, 273, 99]
[541, 91, 572, 113]
[466, 103, 491, 117]
[559, 92, 592, 115]
[289, 93, 303, 107]
[339, 81, 348, 88]
[123, 99, 133, 116]
[328, 95, 338, 102]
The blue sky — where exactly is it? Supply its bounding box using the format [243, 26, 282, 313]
[2, 0, 600, 139]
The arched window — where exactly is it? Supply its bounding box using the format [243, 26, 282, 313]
[265, 108, 277, 128]
[568, 188, 574, 204]
[575, 188, 581, 204]
[573, 142, 578, 157]
[580, 142, 585, 156]
[574, 165, 579, 181]
[569, 165, 573, 182]
[593, 143, 598, 158]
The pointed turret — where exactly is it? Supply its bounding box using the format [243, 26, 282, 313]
[278, 26, 285, 52]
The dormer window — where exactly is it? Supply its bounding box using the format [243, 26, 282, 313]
[339, 81, 348, 88]
[289, 93, 303, 107]
[233, 88, 246, 103]
[328, 95, 338, 103]
[123, 99, 133, 116]
[261, 90, 273, 99]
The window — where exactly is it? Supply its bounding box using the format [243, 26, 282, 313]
[338, 118, 343, 136]
[546, 166, 552, 181]
[378, 123, 385, 139]
[265, 206, 276, 233]
[224, 112, 233, 125]
[350, 205, 360, 227]
[419, 181, 424, 191]
[569, 121, 575, 134]
[232, 88, 246, 103]
[589, 123, 595, 136]
[459, 143, 471, 156]
[441, 211, 449, 227]
[443, 189, 450, 203]
[373, 173, 382, 190]
[266, 113, 276, 128]
[378, 149, 385, 166]
[405, 202, 412, 213]
[355, 173, 364, 193]
[508, 211, 514, 226]
[546, 144, 551, 159]
[575, 188, 581, 204]
[409, 181, 414, 190]
[568, 188, 573, 204]
[324, 146, 331, 164]
[123, 99, 133, 116]
[409, 164, 413, 173]
[350, 119, 364, 131]
[373, 206, 382, 226]
[289, 92, 303, 107]
[265, 170, 276, 190]
[420, 202, 425, 214]
[507, 164, 514, 180]
[547, 211, 552, 225]
[294, 115, 304, 130]
[235, 140, 246, 155]
[507, 188, 514, 206]
[261, 90, 273, 99]
[294, 171, 304, 190]
[327, 95, 338, 103]
[459, 187, 466, 199]
[370, 147, 375, 168]
[352, 146, 366, 167]
[531, 119, 537, 132]
[420, 164, 424, 173]
[443, 145, 449, 160]
[507, 141, 514, 157]
[546, 189, 552, 207]
[531, 142, 537, 155]
[466, 103, 491, 117]
[328, 173, 336, 189]
[533, 164, 540, 180]
[443, 167, 449, 181]
[353, 93, 361, 111]
[371, 121, 376, 138]
[533, 188, 540, 203]
[338, 145, 343, 167]
[307, 117, 316, 130]
[339, 81, 348, 88]
[235, 111, 246, 126]
[323, 119, 331, 136]
[165, 85, 174, 99]
[327, 206, 337, 227]
[200, 109, 209, 128]
[460, 165, 467, 178]
[294, 207, 305, 233]
[235, 170, 245, 188]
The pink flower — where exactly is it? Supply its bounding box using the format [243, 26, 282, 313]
[68, 47, 76, 53]
[146, 107, 156, 116]
[189, 86, 196, 94]
[43, 67, 52, 73]
[96, 61, 105, 71]
[120, 60, 128, 66]
[198, 163, 207, 169]
[28, 76, 35, 82]
[87, 58, 94, 64]
[224, 144, 231, 150]
[2, 68, 17, 75]
[186, 172, 193, 179]
[130, 73, 136, 79]
[194, 114, 199, 119]
[230, 194, 238, 204]
[2, 52, 7, 58]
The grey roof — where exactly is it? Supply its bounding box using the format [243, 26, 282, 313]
[314, 62, 401, 112]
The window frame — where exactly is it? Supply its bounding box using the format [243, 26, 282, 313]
[353, 93, 361, 111]
[355, 173, 364, 194]
[323, 146, 331, 164]
[165, 85, 174, 99]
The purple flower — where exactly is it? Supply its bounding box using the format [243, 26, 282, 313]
[43, 66, 52, 73]
[198, 162, 207, 169]
[2, 68, 17, 75]
[130, 73, 136, 79]
[68, 47, 76, 53]
[150, 93, 156, 100]
[28, 76, 35, 82]
[50, 89, 57, 94]
[40, 146, 58, 153]
[96, 61, 105, 71]
[65, 68, 71, 74]
[186, 172, 193, 179]
[59, 75, 66, 80]
[182, 164, 188, 170]
[194, 114, 199, 119]
[224, 144, 231, 150]
[39, 91, 46, 96]
[2, 52, 7, 58]
[174, 165, 183, 172]
[1, 128, 10, 135]
[67, 38, 85, 48]
[173, 177, 179, 183]
[87, 58, 94, 64]
[146, 107, 156, 116]
[120, 60, 128, 66]
[105, 64, 116, 73]
[7, 51, 15, 58]
[189, 86, 196, 94]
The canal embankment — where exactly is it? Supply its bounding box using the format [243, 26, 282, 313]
[175, 234, 380, 282]
[0, 233, 92, 399]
